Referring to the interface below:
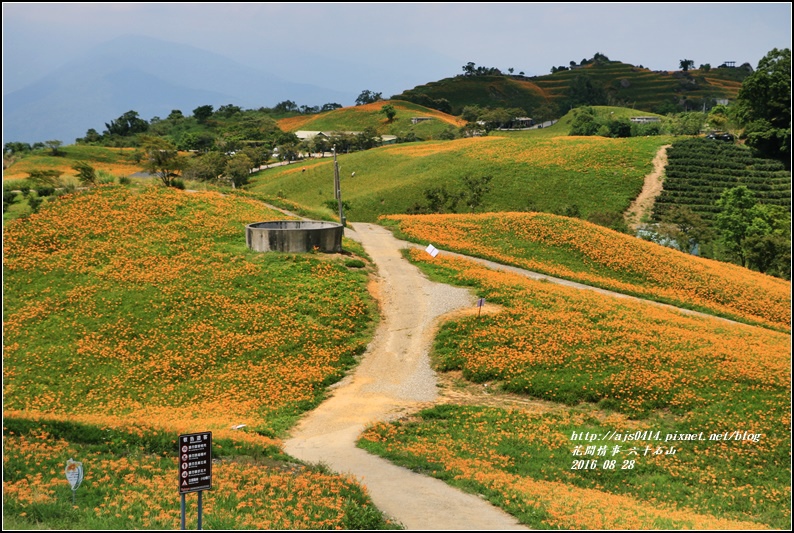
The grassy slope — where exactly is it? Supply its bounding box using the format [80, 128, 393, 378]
[277, 100, 466, 139]
[397, 75, 551, 115]
[247, 116, 672, 222]
[2, 145, 145, 181]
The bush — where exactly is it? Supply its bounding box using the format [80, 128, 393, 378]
[3, 190, 18, 213]
[28, 195, 44, 214]
[345, 259, 366, 269]
[34, 186, 56, 197]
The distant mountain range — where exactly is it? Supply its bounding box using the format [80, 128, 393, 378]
[3, 35, 355, 144]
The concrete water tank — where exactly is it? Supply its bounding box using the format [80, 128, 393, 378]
[246, 221, 343, 253]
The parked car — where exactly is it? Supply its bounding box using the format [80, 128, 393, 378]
[706, 132, 734, 142]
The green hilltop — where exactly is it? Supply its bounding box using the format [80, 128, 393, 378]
[276, 100, 466, 139]
[394, 57, 748, 116]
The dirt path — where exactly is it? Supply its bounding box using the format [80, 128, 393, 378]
[283, 223, 529, 530]
[624, 144, 670, 232]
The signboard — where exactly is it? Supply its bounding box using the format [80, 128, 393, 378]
[65, 458, 84, 490]
[425, 244, 439, 258]
[178, 432, 212, 494]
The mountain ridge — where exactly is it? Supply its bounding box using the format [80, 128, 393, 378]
[3, 35, 354, 144]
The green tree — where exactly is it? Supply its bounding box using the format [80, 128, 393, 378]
[380, 104, 397, 122]
[562, 75, 607, 110]
[714, 186, 758, 267]
[72, 161, 98, 186]
[606, 117, 632, 138]
[26, 169, 62, 188]
[479, 108, 513, 131]
[743, 203, 791, 277]
[223, 153, 253, 188]
[178, 131, 216, 152]
[104, 110, 148, 137]
[27, 194, 44, 214]
[569, 107, 600, 136]
[355, 90, 382, 106]
[273, 100, 298, 113]
[461, 105, 483, 123]
[183, 152, 227, 182]
[192, 105, 214, 124]
[460, 175, 493, 212]
[668, 112, 706, 136]
[77, 129, 102, 144]
[735, 48, 791, 164]
[139, 136, 184, 187]
[657, 205, 712, 254]
[3, 188, 19, 213]
[423, 186, 461, 214]
[355, 127, 381, 150]
[532, 103, 556, 125]
[276, 142, 299, 162]
[44, 139, 63, 156]
[679, 59, 695, 71]
[4, 142, 32, 156]
[310, 135, 330, 157]
[240, 145, 270, 169]
[215, 104, 242, 118]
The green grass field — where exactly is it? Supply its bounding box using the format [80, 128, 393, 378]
[246, 123, 672, 222]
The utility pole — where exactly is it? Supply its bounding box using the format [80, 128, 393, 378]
[333, 146, 346, 228]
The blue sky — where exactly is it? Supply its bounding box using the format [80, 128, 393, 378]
[3, 2, 792, 100]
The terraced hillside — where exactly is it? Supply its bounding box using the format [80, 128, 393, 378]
[395, 60, 746, 115]
[652, 138, 792, 223]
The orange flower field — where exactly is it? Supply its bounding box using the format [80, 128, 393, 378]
[383, 212, 791, 331]
[3, 185, 374, 456]
[359, 249, 791, 529]
[3, 184, 394, 528]
[4, 429, 390, 529]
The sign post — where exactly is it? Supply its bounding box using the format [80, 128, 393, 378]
[65, 458, 83, 505]
[179, 432, 212, 530]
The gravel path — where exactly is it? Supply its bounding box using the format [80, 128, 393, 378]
[623, 144, 670, 231]
[283, 223, 529, 530]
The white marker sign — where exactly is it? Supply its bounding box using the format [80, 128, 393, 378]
[65, 458, 84, 491]
[425, 244, 439, 258]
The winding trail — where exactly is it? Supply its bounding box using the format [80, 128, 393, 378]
[283, 223, 529, 530]
[624, 144, 670, 231]
[282, 205, 745, 529]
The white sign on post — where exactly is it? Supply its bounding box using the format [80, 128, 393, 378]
[425, 244, 439, 258]
[65, 458, 84, 490]
[65, 458, 84, 504]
